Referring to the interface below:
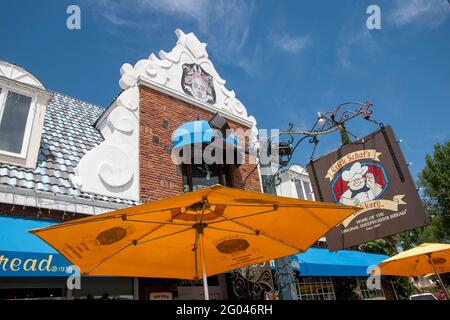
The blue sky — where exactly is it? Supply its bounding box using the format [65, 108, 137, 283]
[1, 0, 449, 180]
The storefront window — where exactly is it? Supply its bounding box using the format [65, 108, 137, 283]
[297, 276, 336, 300]
[355, 277, 385, 300]
[182, 163, 232, 192]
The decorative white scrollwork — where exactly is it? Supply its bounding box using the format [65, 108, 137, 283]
[117, 28, 255, 124]
[70, 86, 139, 200]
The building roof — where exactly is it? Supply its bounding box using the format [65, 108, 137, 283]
[0, 92, 137, 207]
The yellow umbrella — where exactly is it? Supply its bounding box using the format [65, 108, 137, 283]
[30, 185, 358, 299]
[376, 243, 450, 299]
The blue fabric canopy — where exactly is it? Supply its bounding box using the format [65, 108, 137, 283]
[289, 247, 388, 277]
[0, 215, 71, 276]
[172, 120, 239, 149]
[0, 216, 58, 253]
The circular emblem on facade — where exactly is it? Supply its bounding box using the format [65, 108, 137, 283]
[216, 239, 250, 254]
[181, 63, 216, 104]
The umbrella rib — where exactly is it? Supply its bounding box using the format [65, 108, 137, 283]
[206, 225, 260, 236]
[31, 206, 187, 232]
[83, 212, 185, 275]
[136, 227, 193, 245]
[304, 209, 333, 229]
[206, 208, 277, 225]
[413, 256, 422, 275]
[83, 242, 135, 276]
[125, 219, 192, 227]
[211, 203, 355, 209]
[208, 208, 302, 252]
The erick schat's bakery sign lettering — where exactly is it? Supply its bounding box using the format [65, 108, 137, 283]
[307, 125, 428, 251]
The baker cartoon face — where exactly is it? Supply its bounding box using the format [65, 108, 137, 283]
[339, 162, 382, 206]
[343, 162, 368, 191]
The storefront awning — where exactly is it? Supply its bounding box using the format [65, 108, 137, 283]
[0, 216, 71, 276]
[172, 120, 239, 149]
[289, 247, 389, 277]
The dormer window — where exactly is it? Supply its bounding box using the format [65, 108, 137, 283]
[0, 61, 52, 168]
[0, 88, 34, 156]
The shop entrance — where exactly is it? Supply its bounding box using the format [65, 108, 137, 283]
[0, 277, 67, 300]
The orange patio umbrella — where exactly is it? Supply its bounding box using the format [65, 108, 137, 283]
[30, 185, 358, 299]
[375, 243, 450, 299]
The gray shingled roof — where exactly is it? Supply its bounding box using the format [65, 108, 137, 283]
[0, 92, 136, 205]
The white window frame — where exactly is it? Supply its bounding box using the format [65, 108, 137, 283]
[301, 180, 315, 201]
[293, 177, 315, 201]
[0, 85, 37, 159]
[297, 276, 336, 300]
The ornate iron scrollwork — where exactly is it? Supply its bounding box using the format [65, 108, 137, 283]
[231, 263, 276, 300]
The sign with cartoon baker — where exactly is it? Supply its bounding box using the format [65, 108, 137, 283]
[307, 125, 428, 251]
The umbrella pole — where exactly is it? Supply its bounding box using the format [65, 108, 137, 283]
[429, 254, 450, 300]
[200, 232, 210, 300]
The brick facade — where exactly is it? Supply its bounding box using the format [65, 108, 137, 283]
[139, 85, 262, 201]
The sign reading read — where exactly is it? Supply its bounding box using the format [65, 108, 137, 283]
[0, 251, 71, 276]
[307, 125, 428, 251]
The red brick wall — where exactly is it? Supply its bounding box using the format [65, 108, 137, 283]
[139, 85, 261, 201]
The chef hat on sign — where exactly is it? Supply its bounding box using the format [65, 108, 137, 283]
[342, 162, 368, 182]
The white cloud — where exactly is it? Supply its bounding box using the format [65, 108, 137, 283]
[270, 33, 312, 53]
[88, 0, 258, 74]
[336, 28, 378, 69]
[388, 0, 449, 27]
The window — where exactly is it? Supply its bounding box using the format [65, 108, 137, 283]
[302, 181, 314, 200]
[297, 276, 336, 300]
[0, 88, 34, 156]
[294, 180, 306, 200]
[182, 163, 232, 192]
[355, 277, 385, 300]
[294, 179, 314, 201]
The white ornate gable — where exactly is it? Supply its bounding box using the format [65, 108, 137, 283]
[119, 29, 256, 127]
[71, 29, 259, 202]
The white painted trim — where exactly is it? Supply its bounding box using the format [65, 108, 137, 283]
[0, 76, 50, 98]
[299, 180, 307, 200]
[0, 60, 46, 90]
[0, 185, 132, 216]
[0, 86, 37, 158]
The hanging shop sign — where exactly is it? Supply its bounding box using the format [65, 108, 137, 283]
[307, 125, 428, 251]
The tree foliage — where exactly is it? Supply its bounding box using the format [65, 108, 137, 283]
[360, 141, 450, 299]
[418, 141, 450, 217]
